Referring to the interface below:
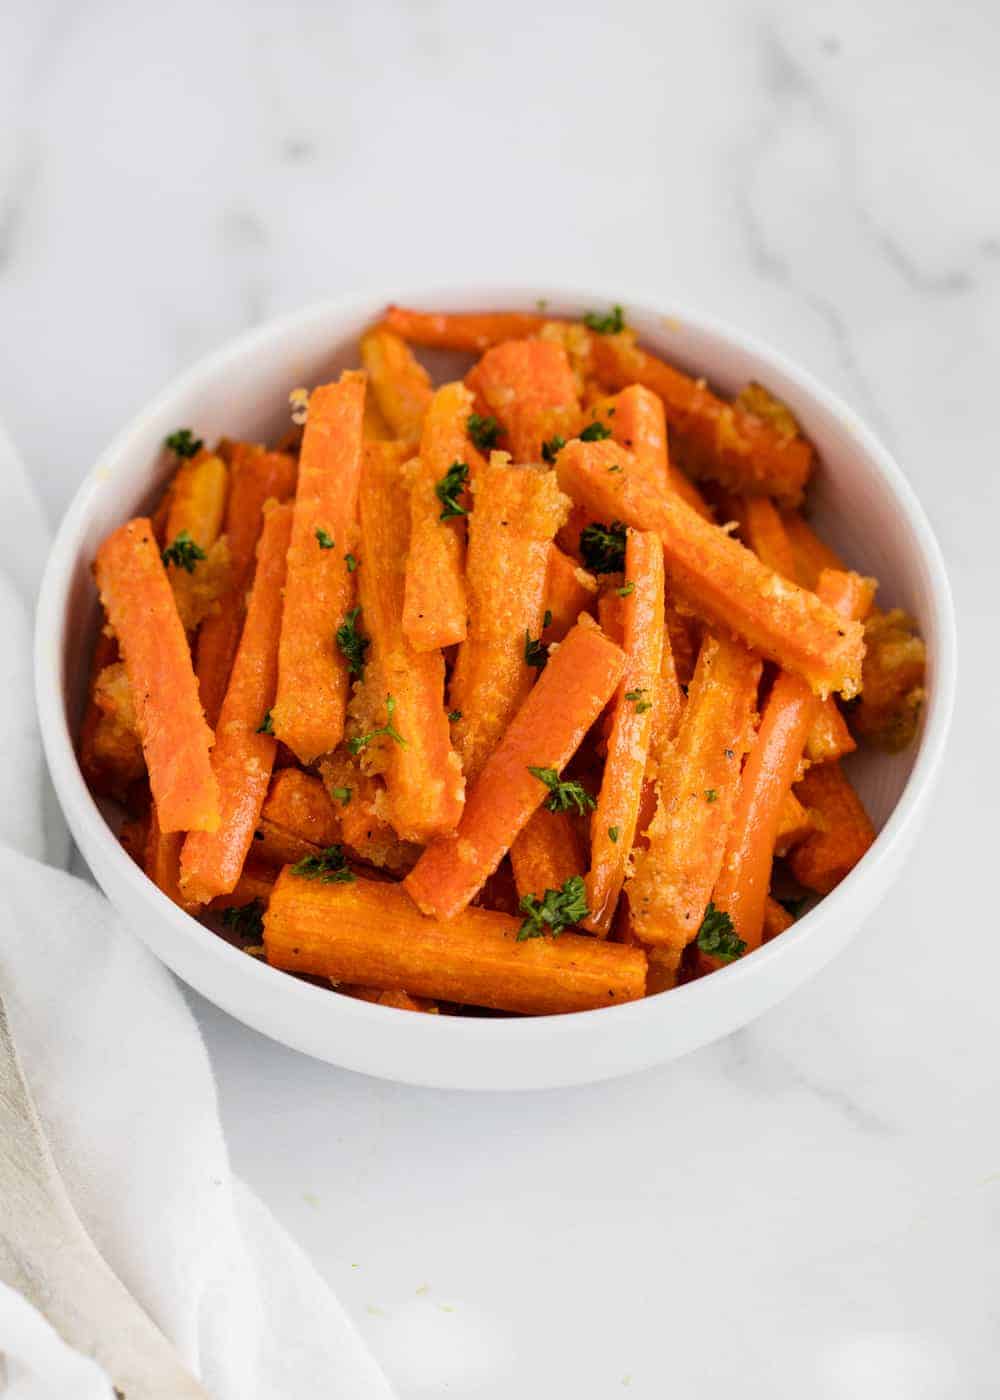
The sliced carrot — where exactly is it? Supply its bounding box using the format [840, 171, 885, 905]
[95, 518, 219, 832]
[510, 807, 586, 902]
[179, 503, 292, 903]
[555, 438, 864, 698]
[773, 791, 814, 857]
[195, 443, 296, 725]
[804, 700, 856, 764]
[144, 802, 194, 909]
[265, 870, 646, 1014]
[466, 340, 580, 464]
[272, 372, 365, 763]
[161, 451, 231, 631]
[360, 326, 433, 443]
[584, 531, 664, 935]
[852, 608, 927, 752]
[209, 860, 276, 912]
[79, 631, 145, 800]
[789, 760, 876, 894]
[648, 620, 685, 776]
[317, 753, 417, 873]
[763, 896, 795, 941]
[781, 510, 846, 589]
[541, 545, 598, 644]
[355, 442, 465, 842]
[449, 460, 568, 780]
[406, 618, 626, 920]
[384, 306, 548, 353]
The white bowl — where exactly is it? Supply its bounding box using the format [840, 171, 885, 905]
[34, 286, 957, 1090]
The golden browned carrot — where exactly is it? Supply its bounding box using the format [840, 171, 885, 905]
[95, 518, 219, 832]
[583, 531, 664, 935]
[541, 545, 598, 644]
[264, 870, 646, 1014]
[406, 618, 626, 920]
[738, 494, 797, 581]
[360, 326, 433, 443]
[449, 459, 569, 779]
[851, 608, 927, 752]
[144, 803, 194, 910]
[510, 807, 587, 902]
[272, 372, 365, 763]
[208, 860, 276, 912]
[789, 760, 876, 894]
[161, 451, 231, 631]
[781, 510, 846, 589]
[317, 753, 418, 873]
[763, 896, 795, 941]
[78, 633, 146, 800]
[466, 340, 580, 464]
[556, 438, 864, 698]
[180, 503, 293, 903]
[384, 306, 549, 353]
[355, 442, 465, 842]
[804, 700, 856, 764]
[773, 791, 814, 857]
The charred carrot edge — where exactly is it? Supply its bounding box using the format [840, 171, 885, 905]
[789, 760, 876, 895]
[555, 438, 864, 698]
[510, 807, 587, 902]
[360, 326, 433, 443]
[402, 381, 487, 652]
[625, 634, 762, 962]
[466, 340, 580, 464]
[265, 870, 646, 1014]
[272, 372, 366, 763]
[180, 503, 293, 903]
[196, 444, 296, 726]
[356, 443, 465, 842]
[384, 306, 549, 354]
[406, 618, 626, 921]
[781, 510, 846, 589]
[584, 531, 665, 935]
[209, 860, 276, 912]
[449, 459, 569, 781]
[95, 518, 219, 833]
[589, 332, 813, 505]
[763, 896, 795, 942]
[541, 545, 598, 645]
[773, 791, 814, 857]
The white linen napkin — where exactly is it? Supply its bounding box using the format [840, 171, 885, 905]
[0, 421, 395, 1400]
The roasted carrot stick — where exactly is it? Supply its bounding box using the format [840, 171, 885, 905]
[360, 326, 433, 443]
[317, 753, 418, 873]
[384, 306, 548, 353]
[852, 608, 927, 752]
[584, 531, 664, 935]
[804, 700, 856, 764]
[356, 442, 465, 842]
[208, 860, 276, 912]
[773, 791, 814, 857]
[449, 460, 569, 779]
[402, 381, 488, 652]
[763, 896, 795, 941]
[625, 634, 761, 964]
[161, 450, 231, 631]
[556, 438, 864, 698]
[272, 372, 365, 763]
[510, 807, 586, 902]
[180, 503, 293, 903]
[466, 340, 580, 464]
[781, 510, 846, 589]
[589, 331, 813, 505]
[144, 802, 195, 910]
[541, 545, 598, 644]
[78, 631, 146, 800]
[196, 443, 296, 725]
[265, 871, 646, 1014]
[95, 518, 219, 832]
[789, 760, 876, 894]
[406, 618, 626, 920]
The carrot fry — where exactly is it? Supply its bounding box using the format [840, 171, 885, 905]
[341, 985, 440, 1013]
[209, 861, 276, 912]
[466, 340, 580, 464]
[510, 807, 587, 902]
[852, 608, 927, 752]
[584, 531, 664, 935]
[196, 443, 296, 725]
[773, 791, 814, 857]
[556, 438, 864, 698]
[406, 618, 626, 921]
[79, 631, 146, 800]
[355, 443, 465, 842]
[384, 306, 548, 354]
[360, 326, 433, 443]
[317, 753, 418, 873]
[95, 518, 219, 832]
[180, 503, 293, 903]
[589, 331, 813, 505]
[781, 510, 846, 589]
[789, 760, 876, 894]
[763, 896, 795, 941]
[625, 634, 762, 964]
[804, 699, 856, 765]
[265, 871, 646, 1014]
[161, 451, 231, 631]
[272, 372, 365, 763]
[402, 381, 488, 652]
[648, 617, 685, 775]
[449, 459, 569, 779]
[541, 545, 598, 644]
[144, 802, 195, 910]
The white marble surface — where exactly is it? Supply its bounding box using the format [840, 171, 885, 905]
[3, 0, 999, 1394]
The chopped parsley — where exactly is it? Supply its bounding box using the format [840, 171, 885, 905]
[704, 788, 718, 803]
[695, 902, 746, 963]
[624, 688, 653, 713]
[161, 530, 206, 573]
[315, 528, 335, 549]
[256, 710, 274, 735]
[436, 460, 470, 521]
[448, 709, 462, 722]
[579, 420, 612, 442]
[616, 581, 635, 597]
[528, 766, 596, 815]
[221, 899, 265, 941]
[164, 428, 203, 459]
[724, 748, 735, 759]
[348, 695, 407, 755]
[608, 825, 620, 843]
[607, 463, 623, 473]
[330, 786, 352, 805]
[580, 520, 627, 573]
[467, 413, 500, 452]
[541, 435, 566, 464]
[582, 305, 625, 335]
[517, 875, 589, 941]
[524, 630, 548, 669]
[291, 845, 355, 883]
[345, 552, 359, 573]
[779, 895, 809, 919]
[336, 607, 370, 680]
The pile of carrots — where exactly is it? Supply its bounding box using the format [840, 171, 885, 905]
[80, 304, 927, 1016]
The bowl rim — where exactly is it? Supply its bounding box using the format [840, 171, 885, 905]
[33, 282, 958, 1065]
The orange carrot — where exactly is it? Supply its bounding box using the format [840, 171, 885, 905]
[355, 443, 465, 842]
[584, 531, 665, 935]
[789, 760, 876, 894]
[161, 451, 231, 631]
[541, 545, 598, 644]
[360, 326, 433, 443]
[406, 618, 626, 920]
[180, 503, 293, 903]
[265, 870, 646, 1015]
[144, 802, 194, 909]
[78, 631, 145, 800]
[384, 306, 548, 353]
[852, 608, 927, 752]
[804, 700, 856, 764]
[317, 753, 417, 873]
[556, 438, 864, 698]
[781, 510, 846, 589]
[773, 791, 814, 857]
[209, 860, 276, 912]
[648, 615, 685, 775]
[763, 896, 795, 941]
[625, 634, 762, 965]
[510, 807, 587, 902]
[449, 460, 569, 780]
[95, 518, 219, 833]
[272, 372, 365, 763]
[196, 443, 296, 725]
[466, 340, 580, 463]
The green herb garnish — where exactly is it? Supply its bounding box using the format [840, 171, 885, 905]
[580, 520, 627, 573]
[436, 460, 470, 521]
[624, 688, 653, 713]
[291, 845, 355, 883]
[221, 899, 265, 941]
[616, 581, 635, 597]
[608, 826, 620, 843]
[467, 413, 500, 451]
[257, 710, 274, 735]
[336, 606, 370, 680]
[517, 876, 589, 941]
[524, 630, 548, 669]
[345, 552, 359, 573]
[704, 788, 718, 803]
[695, 902, 746, 963]
[541, 435, 566, 464]
[583, 305, 625, 335]
[579, 420, 611, 442]
[161, 530, 206, 574]
[348, 695, 407, 755]
[528, 766, 596, 815]
[316, 528, 335, 549]
[164, 428, 203, 458]
[330, 786, 352, 805]
[448, 709, 462, 722]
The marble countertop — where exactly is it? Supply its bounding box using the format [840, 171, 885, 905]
[2, 1, 997, 1394]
